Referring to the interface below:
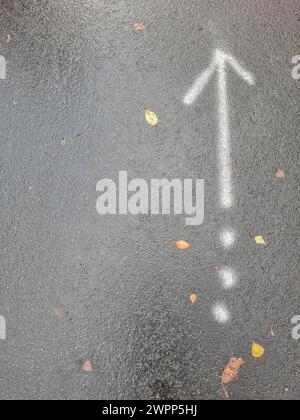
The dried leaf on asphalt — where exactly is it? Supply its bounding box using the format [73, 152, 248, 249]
[189, 293, 198, 305]
[82, 360, 93, 373]
[54, 308, 65, 320]
[221, 358, 245, 399]
[276, 169, 285, 179]
[133, 23, 145, 31]
[269, 325, 276, 337]
[176, 240, 191, 250]
[221, 358, 245, 385]
[254, 235, 267, 246]
[4, 34, 12, 43]
[251, 342, 265, 359]
[145, 108, 159, 126]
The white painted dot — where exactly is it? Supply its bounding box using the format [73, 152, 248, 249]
[220, 229, 236, 248]
[212, 303, 230, 324]
[218, 266, 237, 290]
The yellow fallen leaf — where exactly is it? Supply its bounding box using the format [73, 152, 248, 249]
[252, 342, 265, 359]
[190, 293, 198, 304]
[176, 240, 191, 250]
[145, 108, 159, 126]
[255, 236, 267, 245]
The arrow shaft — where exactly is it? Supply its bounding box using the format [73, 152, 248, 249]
[0, 55, 6, 80]
[0, 315, 6, 340]
[218, 63, 232, 209]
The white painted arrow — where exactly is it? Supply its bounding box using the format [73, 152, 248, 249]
[184, 49, 255, 209]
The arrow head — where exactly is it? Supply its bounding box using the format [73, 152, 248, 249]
[215, 49, 255, 86]
[183, 61, 217, 105]
[184, 49, 255, 105]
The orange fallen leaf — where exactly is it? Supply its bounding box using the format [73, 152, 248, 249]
[221, 357, 245, 398]
[189, 293, 198, 305]
[82, 360, 93, 373]
[176, 240, 191, 250]
[276, 169, 285, 179]
[133, 23, 145, 31]
[251, 342, 265, 359]
[54, 308, 65, 320]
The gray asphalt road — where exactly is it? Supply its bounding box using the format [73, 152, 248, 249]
[0, 0, 299, 400]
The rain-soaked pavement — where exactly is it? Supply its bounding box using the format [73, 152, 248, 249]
[0, 0, 299, 400]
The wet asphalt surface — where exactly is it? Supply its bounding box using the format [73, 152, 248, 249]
[0, 0, 299, 400]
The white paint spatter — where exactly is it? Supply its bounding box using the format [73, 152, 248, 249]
[212, 303, 230, 324]
[220, 228, 236, 248]
[217, 266, 237, 290]
[0, 315, 6, 340]
[183, 49, 255, 209]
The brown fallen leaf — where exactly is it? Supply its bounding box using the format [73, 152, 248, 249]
[276, 169, 285, 179]
[54, 308, 65, 320]
[221, 358, 245, 385]
[82, 360, 93, 373]
[189, 293, 198, 305]
[133, 23, 145, 31]
[144, 108, 159, 126]
[221, 357, 245, 398]
[176, 240, 191, 250]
